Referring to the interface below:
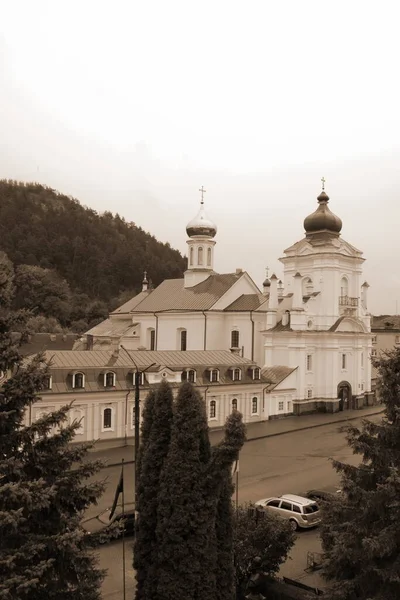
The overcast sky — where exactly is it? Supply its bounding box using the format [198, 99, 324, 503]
[1, 0, 399, 314]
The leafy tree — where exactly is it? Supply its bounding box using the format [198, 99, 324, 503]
[0, 277, 107, 598]
[134, 381, 173, 600]
[156, 384, 245, 600]
[320, 348, 400, 600]
[26, 315, 65, 333]
[233, 503, 296, 598]
[0, 251, 15, 307]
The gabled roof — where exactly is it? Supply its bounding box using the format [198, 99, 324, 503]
[19, 333, 79, 356]
[41, 348, 257, 371]
[123, 273, 242, 313]
[110, 290, 152, 315]
[85, 318, 138, 337]
[262, 365, 297, 390]
[224, 293, 268, 312]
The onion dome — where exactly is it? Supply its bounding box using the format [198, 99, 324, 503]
[186, 202, 217, 238]
[304, 190, 342, 236]
[263, 277, 271, 287]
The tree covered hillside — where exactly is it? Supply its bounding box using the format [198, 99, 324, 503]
[0, 180, 186, 330]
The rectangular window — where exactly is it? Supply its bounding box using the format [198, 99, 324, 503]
[150, 329, 156, 351]
[307, 389, 313, 399]
[372, 335, 377, 344]
[371, 349, 377, 357]
[251, 397, 258, 414]
[361, 352, 364, 367]
[103, 408, 112, 429]
[209, 369, 219, 383]
[342, 354, 347, 369]
[306, 354, 312, 371]
[278, 401, 284, 410]
[231, 330, 240, 348]
[209, 399, 216, 419]
[180, 330, 187, 351]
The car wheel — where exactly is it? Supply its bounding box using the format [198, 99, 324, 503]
[289, 519, 298, 531]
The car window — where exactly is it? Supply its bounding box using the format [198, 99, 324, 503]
[280, 501, 292, 511]
[292, 504, 301, 513]
[266, 499, 280, 507]
[304, 503, 319, 514]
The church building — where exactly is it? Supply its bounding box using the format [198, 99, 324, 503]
[82, 184, 374, 415]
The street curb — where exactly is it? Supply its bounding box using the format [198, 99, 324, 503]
[102, 408, 384, 468]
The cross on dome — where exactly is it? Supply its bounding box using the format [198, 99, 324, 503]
[321, 177, 326, 191]
[199, 186, 206, 205]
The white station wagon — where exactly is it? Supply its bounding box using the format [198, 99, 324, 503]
[255, 494, 321, 531]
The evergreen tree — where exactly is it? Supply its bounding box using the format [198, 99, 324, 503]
[215, 468, 235, 600]
[320, 348, 400, 600]
[134, 381, 173, 600]
[156, 384, 245, 600]
[0, 269, 106, 599]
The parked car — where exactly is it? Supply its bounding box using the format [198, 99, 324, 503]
[304, 488, 342, 502]
[255, 494, 321, 531]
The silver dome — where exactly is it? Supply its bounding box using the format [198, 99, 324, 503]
[186, 205, 217, 238]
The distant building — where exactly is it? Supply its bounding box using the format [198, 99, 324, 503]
[370, 315, 400, 390]
[24, 348, 296, 447]
[80, 184, 374, 414]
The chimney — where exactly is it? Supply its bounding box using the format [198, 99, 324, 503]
[292, 272, 303, 308]
[278, 279, 284, 298]
[361, 281, 370, 310]
[110, 336, 120, 358]
[269, 274, 278, 309]
[236, 268, 243, 275]
[142, 271, 149, 292]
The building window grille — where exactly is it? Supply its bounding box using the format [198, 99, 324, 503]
[251, 397, 258, 414]
[232, 398, 238, 411]
[231, 330, 240, 348]
[231, 368, 241, 381]
[209, 400, 216, 419]
[306, 354, 312, 371]
[342, 354, 347, 369]
[278, 401, 284, 410]
[180, 330, 187, 351]
[209, 369, 219, 383]
[103, 407, 112, 429]
[105, 372, 115, 387]
[73, 372, 84, 389]
[150, 329, 156, 350]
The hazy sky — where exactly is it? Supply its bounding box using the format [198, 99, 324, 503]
[1, 0, 399, 314]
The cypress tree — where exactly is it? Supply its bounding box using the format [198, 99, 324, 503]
[0, 263, 106, 599]
[156, 384, 245, 600]
[134, 380, 173, 600]
[215, 468, 235, 600]
[135, 387, 156, 508]
[320, 348, 400, 600]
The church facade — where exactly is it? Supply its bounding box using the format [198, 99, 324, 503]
[82, 185, 374, 415]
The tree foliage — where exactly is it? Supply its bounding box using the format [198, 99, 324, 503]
[0, 281, 107, 598]
[0, 180, 186, 330]
[233, 503, 295, 598]
[320, 348, 400, 600]
[134, 381, 173, 600]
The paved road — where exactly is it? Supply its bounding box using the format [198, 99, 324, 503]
[90, 414, 381, 598]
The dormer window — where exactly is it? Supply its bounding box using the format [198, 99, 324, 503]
[104, 371, 116, 387]
[72, 372, 85, 389]
[251, 367, 261, 380]
[208, 369, 219, 383]
[230, 368, 241, 382]
[132, 372, 145, 386]
[231, 330, 240, 349]
[181, 369, 196, 383]
[43, 375, 52, 390]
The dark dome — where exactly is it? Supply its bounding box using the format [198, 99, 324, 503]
[263, 278, 270, 287]
[304, 191, 342, 235]
[186, 204, 217, 238]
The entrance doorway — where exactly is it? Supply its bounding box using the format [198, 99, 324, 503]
[338, 381, 352, 411]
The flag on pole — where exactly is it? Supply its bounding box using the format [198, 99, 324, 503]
[109, 462, 124, 519]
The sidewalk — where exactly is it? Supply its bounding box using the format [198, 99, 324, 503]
[90, 404, 384, 468]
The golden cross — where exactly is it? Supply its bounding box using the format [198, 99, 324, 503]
[265, 266, 269, 279]
[199, 186, 206, 204]
[321, 177, 326, 191]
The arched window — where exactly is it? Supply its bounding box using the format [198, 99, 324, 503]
[180, 329, 187, 351]
[231, 330, 240, 348]
[73, 372, 85, 389]
[282, 310, 291, 326]
[209, 400, 216, 419]
[208, 369, 219, 383]
[340, 277, 349, 297]
[252, 367, 261, 380]
[104, 371, 115, 387]
[188, 369, 196, 383]
[198, 246, 203, 265]
[189, 246, 194, 266]
[103, 407, 112, 430]
[232, 398, 238, 412]
[251, 397, 258, 414]
[302, 277, 313, 295]
[207, 247, 212, 266]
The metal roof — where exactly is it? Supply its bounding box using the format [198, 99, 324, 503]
[371, 315, 400, 331]
[262, 365, 297, 389]
[123, 273, 241, 313]
[110, 290, 152, 315]
[224, 294, 267, 312]
[85, 318, 137, 337]
[42, 348, 256, 370]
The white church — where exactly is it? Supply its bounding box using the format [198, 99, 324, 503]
[82, 184, 374, 416]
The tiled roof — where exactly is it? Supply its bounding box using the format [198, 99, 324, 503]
[41, 348, 257, 371]
[126, 273, 241, 313]
[111, 290, 152, 315]
[85, 318, 137, 337]
[224, 294, 267, 312]
[19, 333, 80, 356]
[371, 315, 400, 331]
[262, 365, 297, 389]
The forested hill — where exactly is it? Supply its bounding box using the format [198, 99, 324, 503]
[0, 180, 187, 332]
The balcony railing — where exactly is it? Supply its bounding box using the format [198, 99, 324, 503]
[339, 295, 359, 307]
